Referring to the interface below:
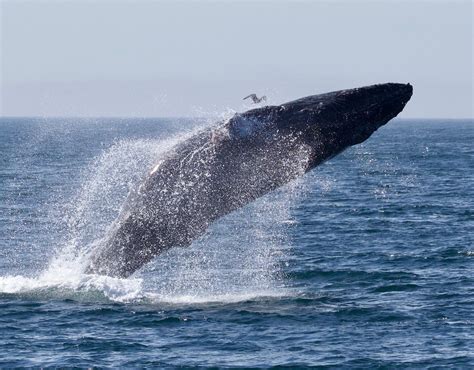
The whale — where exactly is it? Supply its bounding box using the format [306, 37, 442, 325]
[86, 82, 413, 278]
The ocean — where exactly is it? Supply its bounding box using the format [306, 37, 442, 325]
[0, 117, 472, 367]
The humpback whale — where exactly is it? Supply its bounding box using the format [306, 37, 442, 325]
[86, 83, 413, 278]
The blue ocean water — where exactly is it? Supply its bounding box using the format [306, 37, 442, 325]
[0, 117, 472, 367]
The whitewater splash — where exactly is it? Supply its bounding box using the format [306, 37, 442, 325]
[0, 270, 143, 303]
[0, 119, 302, 303]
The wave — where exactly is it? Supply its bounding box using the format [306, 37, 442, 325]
[0, 271, 289, 305]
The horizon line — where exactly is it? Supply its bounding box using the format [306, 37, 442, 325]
[0, 116, 473, 121]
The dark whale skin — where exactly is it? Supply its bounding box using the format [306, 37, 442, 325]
[86, 83, 413, 277]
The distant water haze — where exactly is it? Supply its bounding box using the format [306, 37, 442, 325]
[1, 0, 472, 118]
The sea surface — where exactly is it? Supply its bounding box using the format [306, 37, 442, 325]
[0, 117, 472, 367]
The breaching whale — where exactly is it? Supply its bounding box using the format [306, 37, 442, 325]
[86, 83, 413, 278]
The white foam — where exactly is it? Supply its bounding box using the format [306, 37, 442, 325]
[0, 272, 143, 303]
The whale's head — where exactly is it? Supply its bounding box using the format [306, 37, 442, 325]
[222, 83, 413, 169]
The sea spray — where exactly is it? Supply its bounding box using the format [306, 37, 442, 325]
[1, 117, 302, 303]
[140, 181, 303, 303]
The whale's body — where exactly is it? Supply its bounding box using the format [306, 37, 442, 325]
[86, 83, 413, 278]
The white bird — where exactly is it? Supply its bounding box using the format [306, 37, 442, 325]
[243, 94, 267, 104]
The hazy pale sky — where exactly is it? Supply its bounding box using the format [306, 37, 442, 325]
[1, 0, 472, 118]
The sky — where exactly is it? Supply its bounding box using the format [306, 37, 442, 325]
[1, 0, 472, 118]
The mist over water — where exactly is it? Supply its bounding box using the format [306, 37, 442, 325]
[0, 117, 473, 367]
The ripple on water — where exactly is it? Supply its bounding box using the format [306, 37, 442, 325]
[0, 118, 473, 367]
